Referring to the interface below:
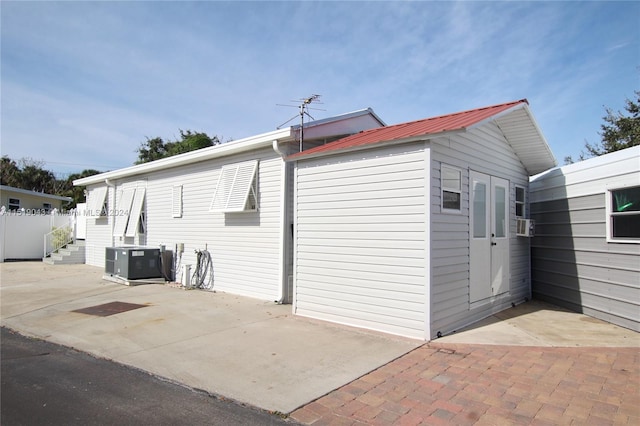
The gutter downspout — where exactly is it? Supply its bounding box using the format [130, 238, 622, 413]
[272, 140, 289, 304]
[105, 178, 116, 248]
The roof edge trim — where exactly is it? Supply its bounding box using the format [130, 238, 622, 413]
[74, 127, 294, 186]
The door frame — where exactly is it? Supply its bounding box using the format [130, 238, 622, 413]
[469, 170, 510, 304]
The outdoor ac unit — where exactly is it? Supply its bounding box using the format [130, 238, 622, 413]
[105, 247, 162, 280]
[516, 218, 535, 237]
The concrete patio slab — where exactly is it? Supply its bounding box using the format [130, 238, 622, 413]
[1, 262, 420, 414]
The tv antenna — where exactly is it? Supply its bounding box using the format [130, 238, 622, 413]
[277, 94, 324, 151]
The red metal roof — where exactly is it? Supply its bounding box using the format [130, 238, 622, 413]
[288, 99, 528, 160]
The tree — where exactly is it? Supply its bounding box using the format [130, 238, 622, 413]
[63, 169, 102, 207]
[1, 157, 55, 193]
[565, 91, 640, 163]
[135, 130, 220, 164]
[1, 156, 101, 208]
[0, 156, 21, 187]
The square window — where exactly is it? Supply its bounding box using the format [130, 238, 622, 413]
[8, 198, 20, 211]
[441, 165, 461, 212]
[608, 186, 640, 242]
[515, 186, 525, 217]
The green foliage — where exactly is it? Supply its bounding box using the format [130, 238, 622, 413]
[135, 130, 220, 164]
[566, 91, 640, 164]
[1, 157, 55, 192]
[51, 225, 73, 249]
[63, 169, 102, 207]
[0, 156, 101, 208]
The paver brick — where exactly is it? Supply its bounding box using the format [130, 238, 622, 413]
[290, 344, 639, 426]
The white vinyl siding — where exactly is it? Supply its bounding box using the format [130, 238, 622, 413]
[430, 122, 532, 337]
[294, 143, 428, 339]
[145, 148, 281, 300]
[81, 148, 285, 301]
[530, 146, 640, 331]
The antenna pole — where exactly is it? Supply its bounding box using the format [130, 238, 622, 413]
[276, 94, 321, 151]
[299, 94, 320, 152]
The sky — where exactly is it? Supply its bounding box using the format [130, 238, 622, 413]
[1, 1, 638, 178]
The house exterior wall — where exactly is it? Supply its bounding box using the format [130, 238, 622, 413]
[83, 147, 288, 301]
[293, 121, 534, 340]
[530, 146, 640, 331]
[429, 122, 532, 337]
[1, 188, 69, 211]
[293, 142, 429, 339]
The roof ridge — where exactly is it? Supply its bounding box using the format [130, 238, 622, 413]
[391, 99, 528, 128]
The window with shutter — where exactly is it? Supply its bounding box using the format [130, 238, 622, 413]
[125, 188, 146, 237]
[209, 160, 258, 212]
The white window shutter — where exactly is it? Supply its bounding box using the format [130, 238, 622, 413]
[172, 185, 183, 218]
[125, 187, 146, 237]
[113, 188, 135, 237]
[87, 186, 107, 217]
[210, 160, 258, 212]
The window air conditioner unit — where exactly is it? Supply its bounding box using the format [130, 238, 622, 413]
[516, 218, 535, 237]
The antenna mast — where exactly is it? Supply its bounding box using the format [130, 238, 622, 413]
[276, 94, 323, 152]
[298, 94, 320, 152]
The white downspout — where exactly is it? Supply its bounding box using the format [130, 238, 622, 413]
[272, 140, 289, 304]
[105, 178, 116, 248]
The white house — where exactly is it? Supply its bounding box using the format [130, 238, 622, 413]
[1, 185, 71, 212]
[530, 146, 640, 332]
[73, 109, 385, 302]
[287, 100, 557, 340]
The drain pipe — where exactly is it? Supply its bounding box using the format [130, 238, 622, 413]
[105, 178, 116, 247]
[272, 140, 289, 304]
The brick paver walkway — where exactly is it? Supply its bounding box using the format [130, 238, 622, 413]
[290, 343, 639, 425]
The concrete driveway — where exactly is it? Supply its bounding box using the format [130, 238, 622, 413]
[0, 262, 420, 414]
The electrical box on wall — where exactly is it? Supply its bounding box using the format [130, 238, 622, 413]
[105, 247, 162, 280]
[516, 218, 535, 237]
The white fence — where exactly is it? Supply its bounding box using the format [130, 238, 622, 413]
[0, 211, 75, 262]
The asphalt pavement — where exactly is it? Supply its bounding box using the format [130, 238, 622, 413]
[1, 327, 295, 426]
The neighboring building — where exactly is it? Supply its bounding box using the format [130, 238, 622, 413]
[287, 100, 557, 340]
[529, 146, 640, 332]
[0, 185, 71, 212]
[73, 109, 385, 303]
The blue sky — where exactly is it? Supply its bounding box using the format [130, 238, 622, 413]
[1, 1, 638, 177]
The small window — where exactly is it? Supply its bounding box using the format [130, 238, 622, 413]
[8, 198, 20, 211]
[608, 186, 640, 242]
[210, 160, 258, 213]
[515, 186, 525, 218]
[441, 165, 461, 212]
[43, 203, 52, 212]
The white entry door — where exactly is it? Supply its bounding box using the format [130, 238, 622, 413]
[469, 171, 510, 303]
